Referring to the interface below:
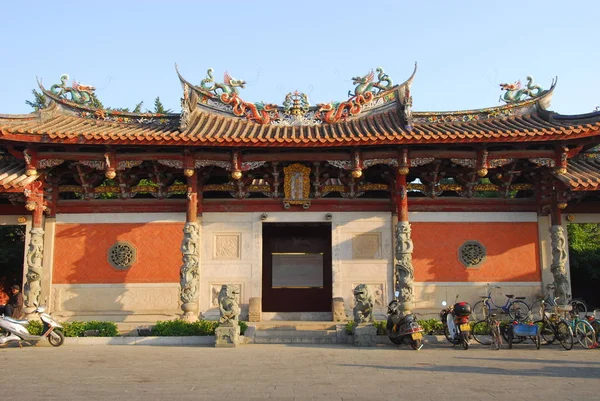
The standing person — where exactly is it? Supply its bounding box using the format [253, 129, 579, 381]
[1, 285, 24, 319]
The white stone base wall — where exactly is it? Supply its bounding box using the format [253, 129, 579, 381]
[51, 283, 181, 321]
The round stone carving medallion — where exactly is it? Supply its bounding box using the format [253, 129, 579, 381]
[108, 241, 137, 270]
[458, 240, 486, 268]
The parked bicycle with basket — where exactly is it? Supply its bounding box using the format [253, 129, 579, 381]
[472, 304, 503, 350]
[530, 284, 588, 321]
[533, 298, 574, 350]
[472, 283, 530, 322]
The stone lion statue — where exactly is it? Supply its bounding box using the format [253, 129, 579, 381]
[218, 284, 240, 325]
[353, 284, 373, 324]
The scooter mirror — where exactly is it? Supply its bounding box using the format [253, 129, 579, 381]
[441, 301, 447, 306]
[394, 291, 399, 297]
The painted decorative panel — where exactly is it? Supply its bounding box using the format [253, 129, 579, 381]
[214, 234, 241, 260]
[352, 233, 381, 259]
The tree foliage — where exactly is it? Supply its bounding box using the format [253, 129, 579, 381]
[25, 89, 47, 110]
[150, 97, 171, 114]
[568, 223, 600, 279]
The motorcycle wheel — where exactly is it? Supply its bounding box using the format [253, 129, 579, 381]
[48, 330, 65, 347]
[410, 338, 423, 350]
[388, 335, 403, 345]
[462, 333, 469, 350]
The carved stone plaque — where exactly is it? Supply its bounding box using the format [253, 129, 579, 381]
[352, 233, 381, 259]
[214, 234, 241, 260]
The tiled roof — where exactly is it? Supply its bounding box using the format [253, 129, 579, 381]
[558, 153, 600, 190]
[0, 161, 39, 191]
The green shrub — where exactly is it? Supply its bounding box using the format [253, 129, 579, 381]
[62, 321, 118, 337]
[345, 321, 356, 335]
[151, 319, 247, 336]
[418, 319, 445, 335]
[26, 320, 43, 335]
[238, 321, 248, 336]
[373, 320, 387, 335]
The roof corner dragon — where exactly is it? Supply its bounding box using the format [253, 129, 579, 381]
[199, 68, 277, 124]
[50, 74, 96, 106]
[316, 67, 394, 124]
[499, 76, 545, 104]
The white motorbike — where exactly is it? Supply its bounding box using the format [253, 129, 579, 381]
[0, 306, 64, 347]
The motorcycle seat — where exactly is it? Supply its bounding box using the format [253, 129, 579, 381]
[3, 316, 30, 326]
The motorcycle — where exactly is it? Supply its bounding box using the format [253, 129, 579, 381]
[440, 297, 472, 350]
[386, 291, 424, 350]
[0, 305, 64, 347]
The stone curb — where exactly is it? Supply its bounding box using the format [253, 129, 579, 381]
[61, 335, 448, 346]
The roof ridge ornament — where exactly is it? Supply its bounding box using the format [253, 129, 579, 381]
[200, 68, 246, 96]
[499, 76, 545, 104]
[50, 74, 97, 106]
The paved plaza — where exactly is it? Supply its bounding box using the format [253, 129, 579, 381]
[3, 343, 599, 401]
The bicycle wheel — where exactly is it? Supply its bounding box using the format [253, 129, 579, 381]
[557, 320, 574, 350]
[571, 300, 587, 316]
[535, 320, 555, 345]
[590, 320, 600, 343]
[501, 324, 524, 344]
[472, 320, 493, 345]
[574, 321, 596, 349]
[508, 300, 530, 322]
[471, 300, 487, 321]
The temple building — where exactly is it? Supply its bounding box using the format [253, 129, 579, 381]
[0, 65, 598, 324]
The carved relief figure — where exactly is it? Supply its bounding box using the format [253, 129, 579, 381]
[353, 284, 374, 323]
[180, 222, 200, 317]
[218, 284, 241, 325]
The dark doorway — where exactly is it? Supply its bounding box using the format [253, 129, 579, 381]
[0, 225, 25, 304]
[262, 223, 332, 312]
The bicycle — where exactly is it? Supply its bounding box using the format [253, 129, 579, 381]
[565, 309, 597, 349]
[530, 284, 587, 321]
[472, 283, 530, 322]
[472, 304, 503, 350]
[533, 298, 574, 350]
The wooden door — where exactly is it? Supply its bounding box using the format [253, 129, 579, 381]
[262, 223, 332, 312]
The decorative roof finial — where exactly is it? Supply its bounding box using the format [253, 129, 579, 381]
[50, 74, 96, 106]
[499, 76, 545, 103]
[200, 68, 246, 96]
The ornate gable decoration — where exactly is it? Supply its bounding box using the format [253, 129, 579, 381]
[50, 74, 96, 106]
[499, 76, 546, 104]
[187, 67, 403, 126]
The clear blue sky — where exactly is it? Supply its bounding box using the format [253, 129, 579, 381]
[1, 1, 598, 115]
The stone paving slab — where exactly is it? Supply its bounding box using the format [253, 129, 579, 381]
[3, 342, 600, 401]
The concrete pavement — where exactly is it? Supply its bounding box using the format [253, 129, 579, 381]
[3, 343, 599, 401]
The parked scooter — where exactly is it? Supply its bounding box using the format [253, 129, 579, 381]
[0, 305, 64, 347]
[440, 296, 472, 350]
[387, 291, 424, 350]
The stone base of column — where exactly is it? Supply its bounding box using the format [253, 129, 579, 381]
[215, 324, 241, 348]
[352, 323, 377, 347]
[248, 297, 261, 322]
[181, 302, 199, 322]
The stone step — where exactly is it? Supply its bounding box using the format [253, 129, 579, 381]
[253, 329, 338, 344]
[253, 321, 337, 331]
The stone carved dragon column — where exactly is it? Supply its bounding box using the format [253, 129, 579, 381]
[394, 152, 414, 313]
[549, 195, 570, 305]
[23, 182, 46, 312]
[180, 171, 200, 321]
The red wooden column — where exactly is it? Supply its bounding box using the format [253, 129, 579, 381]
[180, 170, 200, 321]
[548, 190, 570, 305]
[394, 149, 414, 313]
[23, 181, 46, 312]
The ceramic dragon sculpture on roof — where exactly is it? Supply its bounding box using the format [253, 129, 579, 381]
[499, 76, 545, 103]
[50, 74, 96, 105]
[317, 67, 395, 124]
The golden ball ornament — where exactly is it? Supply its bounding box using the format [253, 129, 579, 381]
[397, 167, 410, 176]
[477, 168, 488, 177]
[25, 202, 36, 211]
[183, 168, 195, 177]
[25, 168, 37, 177]
[105, 170, 117, 179]
[558, 202, 568, 209]
[555, 167, 567, 175]
[231, 170, 242, 180]
[17, 216, 26, 224]
[351, 169, 363, 179]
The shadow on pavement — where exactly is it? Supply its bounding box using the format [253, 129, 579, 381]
[455, 356, 600, 365]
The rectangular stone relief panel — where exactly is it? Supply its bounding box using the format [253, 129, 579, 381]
[210, 284, 242, 307]
[213, 233, 241, 260]
[352, 233, 381, 259]
[350, 283, 385, 308]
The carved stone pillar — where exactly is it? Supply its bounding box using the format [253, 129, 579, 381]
[23, 182, 46, 313]
[394, 169, 414, 313]
[180, 172, 200, 321]
[549, 196, 570, 306]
